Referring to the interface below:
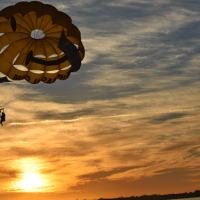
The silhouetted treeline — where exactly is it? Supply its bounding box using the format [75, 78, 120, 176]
[98, 190, 200, 200]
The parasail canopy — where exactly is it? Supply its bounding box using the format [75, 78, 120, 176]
[0, 1, 85, 84]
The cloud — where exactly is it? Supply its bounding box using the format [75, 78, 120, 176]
[9, 147, 47, 157]
[85, 65, 142, 87]
[80, 1, 200, 94]
[150, 112, 188, 123]
[185, 146, 200, 158]
[33, 108, 94, 121]
[78, 165, 146, 181]
[55, 4, 68, 10]
[0, 168, 20, 179]
[161, 141, 195, 152]
[0, 0, 199, 196]
[9, 138, 96, 159]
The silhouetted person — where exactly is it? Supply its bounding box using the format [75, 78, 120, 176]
[0, 111, 5, 126]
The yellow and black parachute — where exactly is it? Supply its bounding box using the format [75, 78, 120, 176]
[0, 1, 85, 84]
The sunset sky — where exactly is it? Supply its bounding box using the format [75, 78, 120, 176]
[0, 0, 200, 200]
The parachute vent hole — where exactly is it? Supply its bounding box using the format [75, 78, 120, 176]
[31, 29, 45, 39]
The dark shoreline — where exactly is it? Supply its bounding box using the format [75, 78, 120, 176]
[98, 190, 200, 200]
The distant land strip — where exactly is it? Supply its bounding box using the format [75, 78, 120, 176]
[97, 190, 200, 200]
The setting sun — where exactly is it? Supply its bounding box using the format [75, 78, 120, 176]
[19, 173, 43, 192]
[10, 158, 51, 193]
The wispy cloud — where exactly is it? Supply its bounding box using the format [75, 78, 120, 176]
[0, 0, 199, 198]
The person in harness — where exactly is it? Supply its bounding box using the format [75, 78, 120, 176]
[0, 108, 5, 126]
